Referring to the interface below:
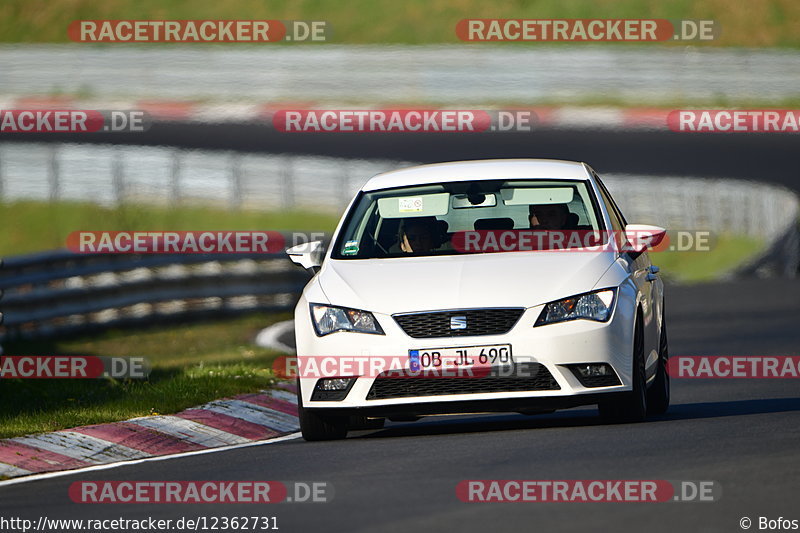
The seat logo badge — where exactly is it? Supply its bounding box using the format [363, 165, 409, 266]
[450, 316, 467, 330]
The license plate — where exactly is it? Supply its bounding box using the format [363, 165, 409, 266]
[409, 345, 513, 372]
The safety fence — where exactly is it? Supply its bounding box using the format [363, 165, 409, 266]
[0, 247, 310, 340]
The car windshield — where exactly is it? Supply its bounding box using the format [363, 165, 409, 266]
[331, 179, 606, 259]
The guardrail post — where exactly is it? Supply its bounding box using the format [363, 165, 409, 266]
[48, 146, 60, 202]
[230, 152, 242, 210]
[113, 148, 125, 206]
[170, 149, 181, 204]
[0, 145, 4, 201]
[281, 157, 294, 209]
[339, 161, 351, 206]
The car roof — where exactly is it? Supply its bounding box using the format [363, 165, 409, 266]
[361, 159, 592, 192]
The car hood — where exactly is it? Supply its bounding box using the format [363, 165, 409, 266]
[317, 251, 617, 314]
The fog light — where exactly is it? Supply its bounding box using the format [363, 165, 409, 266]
[319, 378, 353, 391]
[567, 363, 621, 388]
[575, 364, 611, 377]
[311, 377, 356, 401]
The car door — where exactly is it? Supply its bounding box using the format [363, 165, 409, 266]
[594, 175, 662, 380]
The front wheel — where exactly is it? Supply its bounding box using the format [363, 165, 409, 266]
[646, 316, 670, 415]
[599, 315, 647, 423]
[298, 385, 348, 441]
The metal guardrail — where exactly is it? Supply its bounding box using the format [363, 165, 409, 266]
[603, 176, 800, 241]
[734, 220, 800, 278]
[0, 142, 405, 213]
[1, 210, 798, 343]
[2, 45, 800, 103]
[0, 248, 310, 340]
[2, 142, 799, 243]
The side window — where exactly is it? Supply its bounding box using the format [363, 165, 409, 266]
[594, 174, 628, 227]
[595, 180, 624, 232]
[593, 174, 629, 251]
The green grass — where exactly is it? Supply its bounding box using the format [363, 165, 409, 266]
[0, 312, 294, 438]
[0, 199, 767, 280]
[0, 200, 332, 437]
[650, 234, 764, 282]
[0, 200, 340, 256]
[2, 0, 800, 47]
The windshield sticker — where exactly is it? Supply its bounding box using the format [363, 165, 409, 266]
[343, 240, 359, 255]
[399, 197, 424, 212]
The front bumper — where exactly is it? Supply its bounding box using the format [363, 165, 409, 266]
[295, 292, 635, 414]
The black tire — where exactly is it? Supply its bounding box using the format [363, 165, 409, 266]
[348, 416, 386, 430]
[297, 385, 348, 441]
[599, 314, 647, 423]
[646, 315, 670, 415]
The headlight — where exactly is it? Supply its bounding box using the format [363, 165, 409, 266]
[310, 304, 385, 336]
[534, 288, 616, 326]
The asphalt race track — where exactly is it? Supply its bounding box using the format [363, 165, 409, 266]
[1, 127, 799, 532]
[1, 279, 799, 532]
[3, 124, 800, 193]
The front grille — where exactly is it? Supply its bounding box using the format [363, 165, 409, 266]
[366, 363, 560, 400]
[393, 308, 524, 338]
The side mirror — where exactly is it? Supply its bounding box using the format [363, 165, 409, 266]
[624, 224, 667, 254]
[286, 240, 325, 271]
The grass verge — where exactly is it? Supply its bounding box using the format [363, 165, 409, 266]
[0, 312, 293, 439]
[2, 0, 800, 47]
[0, 200, 767, 281]
[0, 200, 340, 256]
[650, 234, 764, 282]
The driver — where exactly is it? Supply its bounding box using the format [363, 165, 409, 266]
[397, 217, 439, 254]
[529, 203, 570, 230]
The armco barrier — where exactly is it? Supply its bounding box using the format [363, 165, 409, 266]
[734, 219, 800, 278]
[0, 247, 310, 340]
[2, 45, 799, 103]
[1, 143, 798, 244]
[1, 220, 798, 344]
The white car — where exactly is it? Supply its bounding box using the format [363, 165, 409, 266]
[287, 159, 669, 441]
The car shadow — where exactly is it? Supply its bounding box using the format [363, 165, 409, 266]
[351, 396, 800, 439]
